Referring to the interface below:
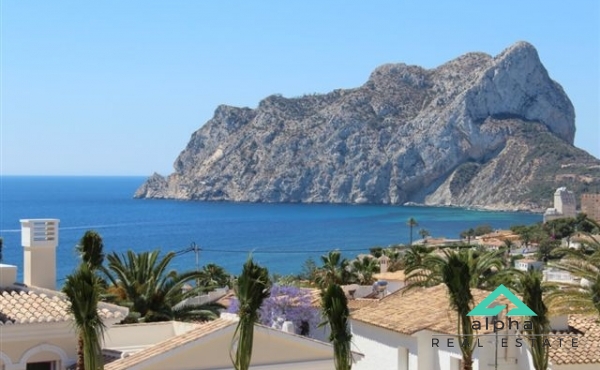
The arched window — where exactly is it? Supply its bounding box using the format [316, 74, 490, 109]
[17, 344, 70, 370]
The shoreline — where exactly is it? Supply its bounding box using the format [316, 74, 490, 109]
[135, 197, 543, 215]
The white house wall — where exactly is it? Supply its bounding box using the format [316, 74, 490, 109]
[350, 322, 548, 370]
[351, 320, 418, 370]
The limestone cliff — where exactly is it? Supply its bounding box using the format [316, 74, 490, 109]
[135, 42, 600, 212]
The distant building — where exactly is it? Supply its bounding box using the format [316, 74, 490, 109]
[514, 259, 544, 272]
[581, 193, 600, 223]
[543, 187, 577, 222]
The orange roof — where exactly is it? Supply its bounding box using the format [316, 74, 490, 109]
[0, 287, 126, 325]
[351, 285, 511, 335]
[549, 315, 600, 365]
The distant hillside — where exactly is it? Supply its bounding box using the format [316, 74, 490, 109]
[135, 41, 600, 212]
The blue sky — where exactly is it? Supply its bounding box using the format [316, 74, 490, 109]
[1, 1, 599, 175]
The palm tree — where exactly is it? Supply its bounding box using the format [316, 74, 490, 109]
[460, 228, 476, 245]
[407, 218, 418, 246]
[103, 250, 222, 322]
[77, 231, 105, 270]
[63, 265, 105, 370]
[382, 248, 403, 272]
[315, 250, 351, 287]
[63, 231, 107, 370]
[547, 256, 600, 318]
[230, 257, 270, 370]
[406, 249, 505, 370]
[199, 263, 231, 290]
[320, 284, 353, 370]
[520, 270, 550, 370]
[418, 228, 430, 243]
[546, 219, 600, 318]
[350, 256, 380, 285]
[402, 245, 433, 272]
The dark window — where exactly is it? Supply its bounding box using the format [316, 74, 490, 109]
[26, 362, 54, 370]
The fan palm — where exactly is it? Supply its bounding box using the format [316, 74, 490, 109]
[230, 257, 270, 370]
[350, 256, 380, 285]
[402, 245, 433, 271]
[320, 284, 353, 370]
[406, 249, 504, 370]
[103, 249, 222, 322]
[63, 265, 105, 370]
[199, 263, 230, 290]
[315, 250, 352, 287]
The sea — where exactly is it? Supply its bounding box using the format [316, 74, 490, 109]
[0, 176, 541, 284]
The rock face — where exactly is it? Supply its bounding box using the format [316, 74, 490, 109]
[135, 42, 600, 212]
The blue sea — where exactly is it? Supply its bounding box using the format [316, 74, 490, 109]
[0, 176, 541, 284]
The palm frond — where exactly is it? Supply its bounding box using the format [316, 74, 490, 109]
[321, 284, 353, 370]
[63, 265, 106, 370]
[230, 256, 270, 370]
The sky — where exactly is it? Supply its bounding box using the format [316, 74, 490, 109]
[1, 1, 599, 176]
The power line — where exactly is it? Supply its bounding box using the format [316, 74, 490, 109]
[176, 246, 374, 255]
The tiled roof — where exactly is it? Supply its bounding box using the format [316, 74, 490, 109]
[374, 270, 407, 281]
[0, 287, 126, 325]
[104, 318, 237, 370]
[348, 298, 378, 312]
[351, 285, 511, 335]
[308, 287, 380, 311]
[549, 315, 600, 365]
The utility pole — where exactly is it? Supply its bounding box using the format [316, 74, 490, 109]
[190, 242, 201, 274]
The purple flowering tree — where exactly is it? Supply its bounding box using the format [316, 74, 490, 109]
[228, 285, 322, 339]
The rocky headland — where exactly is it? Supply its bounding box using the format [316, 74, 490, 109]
[135, 42, 600, 212]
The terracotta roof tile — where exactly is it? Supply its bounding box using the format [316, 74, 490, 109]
[104, 318, 237, 370]
[351, 285, 511, 335]
[374, 270, 407, 281]
[549, 315, 600, 365]
[348, 299, 378, 312]
[0, 287, 126, 325]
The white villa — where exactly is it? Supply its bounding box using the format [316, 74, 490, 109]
[350, 284, 600, 370]
[0, 219, 128, 370]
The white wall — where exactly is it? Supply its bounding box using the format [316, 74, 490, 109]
[385, 280, 405, 295]
[350, 320, 417, 370]
[103, 321, 198, 352]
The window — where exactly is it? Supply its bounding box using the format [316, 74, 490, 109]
[26, 361, 56, 370]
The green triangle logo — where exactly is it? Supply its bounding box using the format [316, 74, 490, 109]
[467, 284, 537, 317]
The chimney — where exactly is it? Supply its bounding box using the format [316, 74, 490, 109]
[0, 264, 17, 287]
[281, 321, 295, 334]
[21, 219, 59, 290]
[378, 255, 390, 273]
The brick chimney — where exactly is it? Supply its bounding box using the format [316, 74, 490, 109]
[20, 219, 59, 290]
